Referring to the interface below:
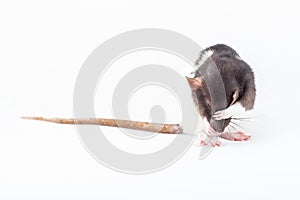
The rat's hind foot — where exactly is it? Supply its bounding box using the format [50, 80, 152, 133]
[220, 132, 251, 141]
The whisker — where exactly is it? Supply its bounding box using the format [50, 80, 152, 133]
[230, 120, 254, 128]
[232, 115, 255, 121]
[230, 120, 249, 133]
[228, 124, 239, 133]
[231, 118, 255, 123]
[231, 117, 255, 125]
[230, 120, 243, 128]
[229, 122, 243, 131]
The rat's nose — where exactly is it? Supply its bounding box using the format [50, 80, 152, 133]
[209, 118, 226, 133]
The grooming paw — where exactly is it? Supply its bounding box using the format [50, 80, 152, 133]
[213, 108, 231, 120]
[213, 102, 246, 120]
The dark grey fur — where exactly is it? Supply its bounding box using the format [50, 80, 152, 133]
[191, 44, 256, 132]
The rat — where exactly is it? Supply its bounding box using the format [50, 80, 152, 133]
[186, 44, 256, 146]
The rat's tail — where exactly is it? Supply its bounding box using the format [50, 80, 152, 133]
[21, 116, 183, 134]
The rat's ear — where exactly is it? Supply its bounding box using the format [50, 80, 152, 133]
[230, 90, 239, 106]
[185, 76, 203, 90]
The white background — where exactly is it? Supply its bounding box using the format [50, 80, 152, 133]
[0, 0, 300, 199]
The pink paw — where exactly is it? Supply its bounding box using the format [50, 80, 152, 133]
[200, 140, 222, 147]
[212, 140, 222, 147]
[220, 132, 251, 141]
[198, 126, 222, 147]
[199, 135, 222, 147]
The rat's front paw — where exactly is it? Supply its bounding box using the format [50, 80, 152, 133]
[198, 130, 222, 147]
[213, 102, 246, 120]
[200, 140, 222, 147]
[213, 108, 231, 120]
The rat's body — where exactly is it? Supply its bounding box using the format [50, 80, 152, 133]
[186, 44, 256, 146]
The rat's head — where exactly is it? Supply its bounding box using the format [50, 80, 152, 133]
[185, 76, 211, 118]
[185, 76, 231, 132]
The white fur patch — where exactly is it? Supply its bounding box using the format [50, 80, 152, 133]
[186, 71, 196, 78]
[197, 49, 214, 66]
